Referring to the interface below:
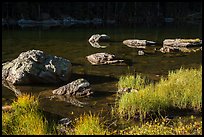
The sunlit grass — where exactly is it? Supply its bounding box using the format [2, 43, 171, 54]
[73, 112, 109, 135]
[118, 73, 150, 93]
[117, 116, 202, 135]
[2, 94, 55, 135]
[158, 66, 202, 111]
[115, 66, 202, 120]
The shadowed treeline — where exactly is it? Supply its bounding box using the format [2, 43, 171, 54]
[2, 2, 202, 26]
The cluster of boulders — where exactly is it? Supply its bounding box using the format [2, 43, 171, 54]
[2, 49, 92, 105]
[2, 34, 202, 107]
[88, 34, 202, 56]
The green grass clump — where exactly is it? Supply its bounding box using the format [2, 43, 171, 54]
[73, 112, 108, 135]
[118, 116, 202, 135]
[118, 73, 149, 93]
[2, 94, 53, 135]
[157, 66, 202, 111]
[115, 66, 202, 120]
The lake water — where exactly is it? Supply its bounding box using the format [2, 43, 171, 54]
[2, 23, 202, 120]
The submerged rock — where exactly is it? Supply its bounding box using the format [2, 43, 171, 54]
[2, 49, 72, 85]
[86, 53, 124, 65]
[123, 39, 156, 48]
[52, 78, 92, 97]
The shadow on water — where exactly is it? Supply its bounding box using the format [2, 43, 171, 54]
[70, 72, 119, 85]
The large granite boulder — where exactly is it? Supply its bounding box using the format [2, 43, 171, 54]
[123, 39, 156, 48]
[2, 49, 72, 85]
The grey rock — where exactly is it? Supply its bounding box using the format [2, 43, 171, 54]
[138, 50, 145, 55]
[163, 39, 202, 47]
[2, 49, 72, 85]
[159, 46, 180, 53]
[58, 118, 72, 126]
[86, 53, 124, 65]
[52, 78, 92, 97]
[123, 39, 156, 48]
[88, 34, 110, 43]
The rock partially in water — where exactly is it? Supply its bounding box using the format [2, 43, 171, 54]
[88, 34, 110, 43]
[160, 46, 180, 53]
[86, 53, 124, 65]
[138, 50, 145, 55]
[88, 40, 108, 48]
[163, 38, 202, 47]
[52, 78, 92, 97]
[2, 49, 72, 85]
[160, 46, 202, 53]
[123, 39, 156, 48]
[58, 117, 72, 126]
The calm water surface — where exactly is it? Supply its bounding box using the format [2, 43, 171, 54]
[2, 24, 202, 120]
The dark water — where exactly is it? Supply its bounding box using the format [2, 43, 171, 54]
[2, 24, 202, 120]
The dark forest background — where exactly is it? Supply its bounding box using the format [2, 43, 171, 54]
[2, 2, 202, 26]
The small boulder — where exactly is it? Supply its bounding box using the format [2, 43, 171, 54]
[52, 78, 92, 97]
[88, 34, 110, 43]
[86, 53, 124, 65]
[138, 50, 145, 55]
[123, 39, 156, 48]
[163, 38, 202, 47]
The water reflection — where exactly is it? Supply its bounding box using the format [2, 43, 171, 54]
[88, 41, 108, 48]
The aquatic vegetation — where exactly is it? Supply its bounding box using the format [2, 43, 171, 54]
[2, 94, 54, 135]
[115, 66, 202, 120]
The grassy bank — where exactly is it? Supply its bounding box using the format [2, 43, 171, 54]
[2, 94, 55, 135]
[115, 66, 202, 120]
[2, 66, 202, 135]
[63, 112, 109, 135]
